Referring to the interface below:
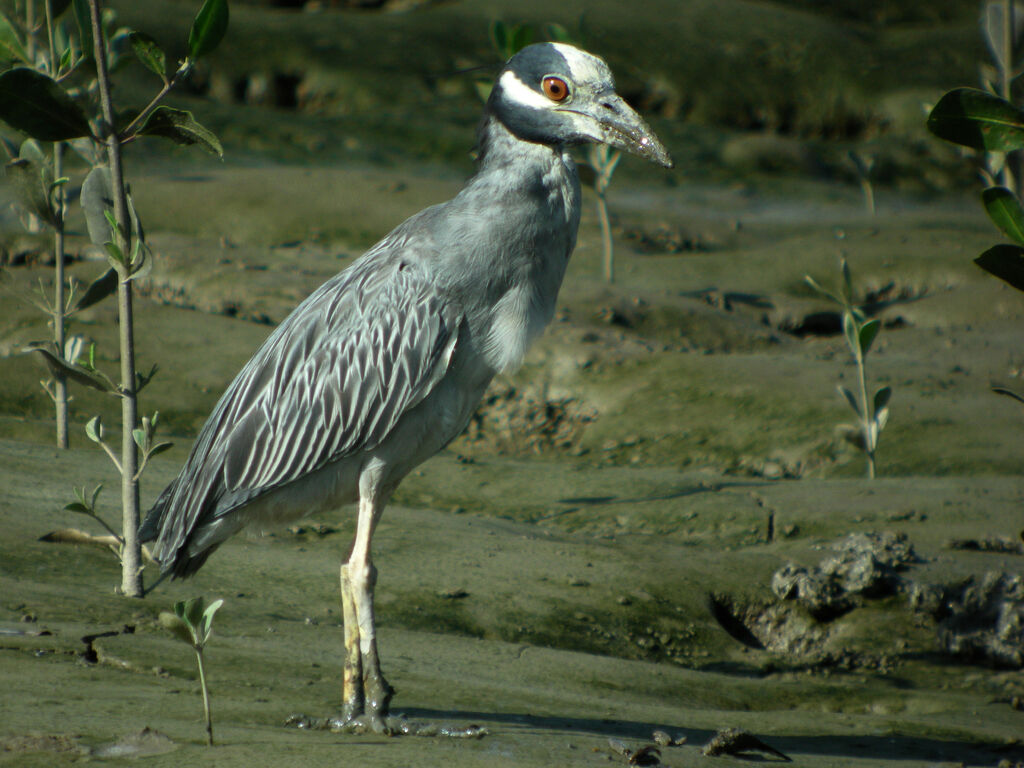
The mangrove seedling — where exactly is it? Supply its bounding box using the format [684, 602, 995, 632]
[159, 597, 224, 747]
[806, 258, 891, 479]
[0, 0, 229, 596]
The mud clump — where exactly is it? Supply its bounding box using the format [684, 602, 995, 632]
[928, 572, 1024, 669]
[772, 531, 919, 619]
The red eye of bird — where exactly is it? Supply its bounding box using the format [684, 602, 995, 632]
[542, 76, 570, 102]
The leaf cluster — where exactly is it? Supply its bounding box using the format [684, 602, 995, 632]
[159, 596, 224, 650]
[805, 259, 890, 474]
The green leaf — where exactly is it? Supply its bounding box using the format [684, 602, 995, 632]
[803, 274, 844, 308]
[132, 428, 146, 450]
[85, 415, 102, 442]
[73, 267, 118, 312]
[982, 186, 1024, 246]
[24, 343, 117, 393]
[975, 243, 1024, 292]
[858, 319, 881, 356]
[183, 596, 206, 630]
[926, 87, 1024, 153]
[5, 157, 58, 228]
[0, 67, 92, 142]
[129, 31, 166, 80]
[873, 386, 892, 424]
[510, 25, 534, 55]
[51, 0, 74, 19]
[64, 502, 91, 514]
[0, 10, 30, 64]
[136, 106, 223, 157]
[81, 166, 113, 246]
[544, 23, 572, 44]
[200, 598, 224, 644]
[148, 441, 174, 458]
[73, 0, 94, 63]
[187, 0, 229, 61]
[90, 483, 103, 509]
[842, 311, 859, 356]
[489, 20, 508, 58]
[837, 385, 860, 416]
[159, 612, 196, 646]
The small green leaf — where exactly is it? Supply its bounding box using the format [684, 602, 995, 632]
[873, 385, 892, 416]
[85, 415, 102, 442]
[187, 0, 229, 61]
[103, 241, 126, 267]
[982, 186, 1024, 246]
[132, 428, 146, 450]
[159, 611, 195, 646]
[73, 0, 94, 63]
[858, 319, 881, 356]
[81, 165, 114, 246]
[148, 441, 174, 458]
[90, 483, 103, 508]
[837, 385, 860, 416]
[803, 274, 844, 307]
[544, 22, 572, 43]
[975, 243, 1024, 292]
[0, 68, 92, 141]
[926, 87, 1024, 153]
[5, 157, 58, 228]
[64, 502, 91, 514]
[200, 598, 224, 644]
[510, 25, 534, 55]
[0, 10, 30, 64]
[136, 106, 223, 157]
[129, 31, 167, 80]
[25, 343, 117, 393]
[489, 20, 508, 58]
[842, 312, 859, 356]
[184, 596, 206, 630]
[73, 267, 118, 312]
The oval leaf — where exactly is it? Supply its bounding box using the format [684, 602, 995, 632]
[81, 165, 114, 246]
[927, 87, 1024, 153]
[183, 596, 206, 629]
[873, 385, 892, 416]
[0, 10, 30, 64]
[73, 267, 118, 312]
[136, 106, 223, 157]
[858, 318, 881, 356]
[842, 311, 859, 356]
[129, 31, 167, 80]
[975, 243, 1024, 292]
[187, 0, 229, 61]
[5, 157, 58, 228]
[200, 598, 224, 644]
[159, 612, 196, 645]
[0, 68, 92, 141]
[25, 343, 117, 393]
[85, 415, 102, 442]
[72, 0, 94, 63]
[982, 186, 1024, 246]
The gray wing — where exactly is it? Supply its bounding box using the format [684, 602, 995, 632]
[143, 233, 460, 575]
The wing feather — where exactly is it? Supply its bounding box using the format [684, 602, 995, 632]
[142, 234, 460, 574]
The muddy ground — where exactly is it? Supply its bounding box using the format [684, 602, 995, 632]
[2, 1, 1024, 766]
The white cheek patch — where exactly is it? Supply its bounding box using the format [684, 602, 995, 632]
[498, 70, 556, 111]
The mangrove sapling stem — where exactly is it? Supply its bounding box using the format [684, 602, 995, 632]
[852, 317, 876, 479]
[195, 646, 214, 746]
[88, 0, 142, 597]
[52, 140, 68, 448]
[597, 193, 613, 283]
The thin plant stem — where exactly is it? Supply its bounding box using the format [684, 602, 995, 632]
[851, 313, 876, 479]
[597, 193, 613, 283]
[1002, 0, 1018, 194]
[52, 141, 68, 448]
[87, 0, 142, 597]
[194, 646, 214, 746]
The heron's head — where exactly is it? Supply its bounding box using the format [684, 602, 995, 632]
[487, 42, 673, 169]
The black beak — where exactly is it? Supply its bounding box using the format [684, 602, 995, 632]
[594, 93, 673, 169]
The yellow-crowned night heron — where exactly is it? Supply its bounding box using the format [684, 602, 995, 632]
[141, 42, 672, 731]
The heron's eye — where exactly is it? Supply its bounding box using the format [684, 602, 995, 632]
[542, 76, 570, 103]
